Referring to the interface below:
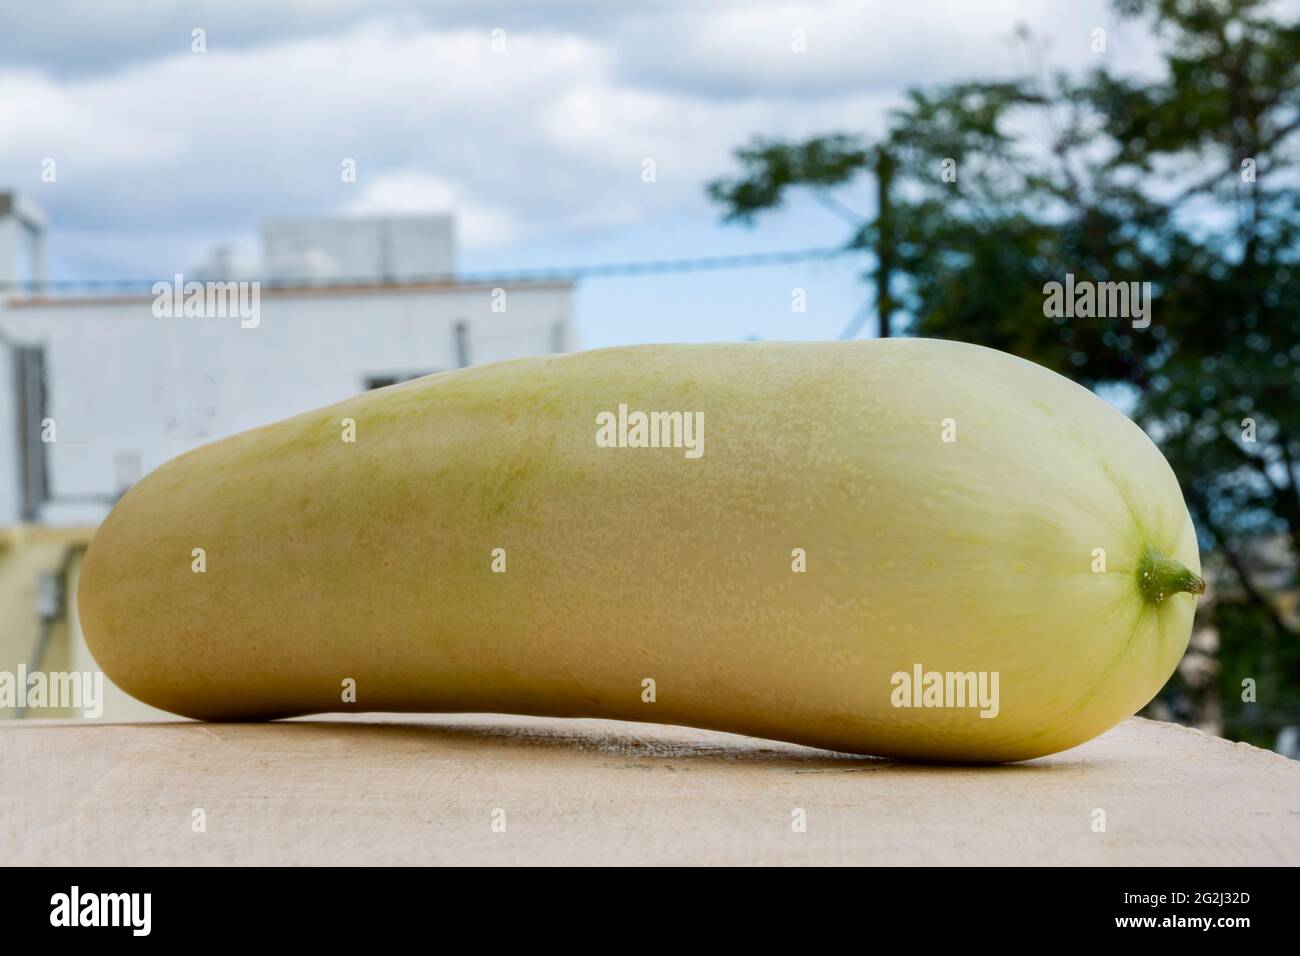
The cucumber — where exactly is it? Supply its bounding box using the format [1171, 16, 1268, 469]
[77, 339, 1202, 761]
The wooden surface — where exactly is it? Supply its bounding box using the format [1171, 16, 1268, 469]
[3, 714, 1298, 865]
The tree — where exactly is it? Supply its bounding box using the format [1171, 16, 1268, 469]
[708, 0, 1300, 744]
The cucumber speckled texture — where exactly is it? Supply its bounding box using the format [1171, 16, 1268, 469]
[78, 339, 1202, 761]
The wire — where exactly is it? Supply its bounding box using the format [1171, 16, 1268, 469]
[836, 295, 877, 340]
[0, 246, 861, 294]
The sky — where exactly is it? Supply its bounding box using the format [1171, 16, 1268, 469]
[0, 0, 1169, 349]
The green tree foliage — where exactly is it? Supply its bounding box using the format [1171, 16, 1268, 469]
[709, 0, 1300, 745]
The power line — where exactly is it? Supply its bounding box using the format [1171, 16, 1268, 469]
[836, 295, 876, 340]
[0, 246, 861, 294]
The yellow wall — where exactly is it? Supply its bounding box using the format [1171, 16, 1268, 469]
[0, 526, 176, 722]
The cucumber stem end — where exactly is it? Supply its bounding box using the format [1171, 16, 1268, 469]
[1136, 548, 1205, 606]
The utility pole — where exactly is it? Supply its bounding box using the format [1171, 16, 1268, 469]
[875, 147, 895, 338]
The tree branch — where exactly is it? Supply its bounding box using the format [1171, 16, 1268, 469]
[1190, 494, 1296, 638]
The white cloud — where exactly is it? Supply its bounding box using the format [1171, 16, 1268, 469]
[609, 0, 1161, 96]
[344, 170, 517, 248]
[0, 70, 187, 176]
[0, 1, 1163, 276]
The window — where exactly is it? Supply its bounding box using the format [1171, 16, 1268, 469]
[453, 321, 470, 368]
[364, 372, 436, 391]
[13, 345, 49, 521]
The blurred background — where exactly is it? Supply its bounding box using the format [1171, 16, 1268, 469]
[0, 0, 1296, 752]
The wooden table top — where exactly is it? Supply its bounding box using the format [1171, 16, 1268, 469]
[3, 714, 1297, 866]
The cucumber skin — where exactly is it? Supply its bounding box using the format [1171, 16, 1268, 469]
[78, 339, 1200, 762]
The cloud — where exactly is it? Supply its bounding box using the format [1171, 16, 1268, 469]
[603, 0, 1168, 99]
[0, 1, 1162, 278]
[344, 170, 517, 248]
[0, 1, 666, 78]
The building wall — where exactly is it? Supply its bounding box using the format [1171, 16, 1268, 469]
[0, 345, 20, 524]
[0, 282, 573, 526]
[0, 215, 24, 287]
[0, 528, 175, 722]
[262, 215, 456, 281]
[0, 194, 44, 288]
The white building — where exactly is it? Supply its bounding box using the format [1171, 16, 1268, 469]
[0, 194, 575, 526]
